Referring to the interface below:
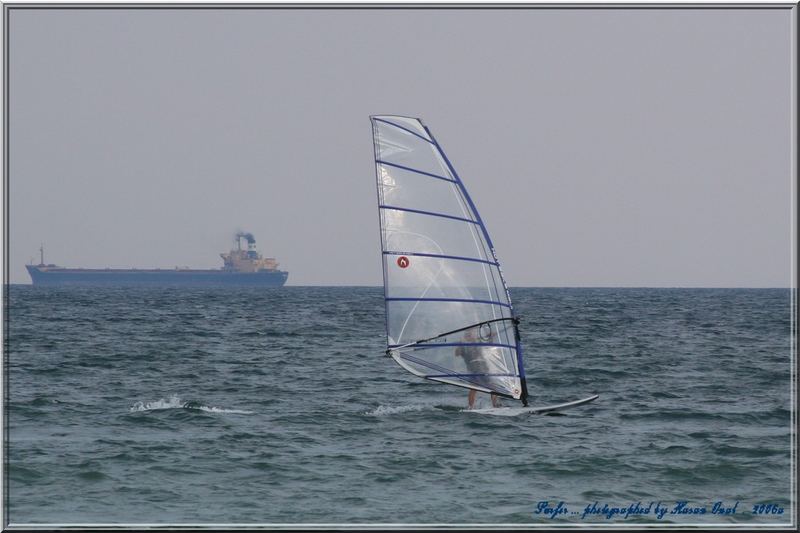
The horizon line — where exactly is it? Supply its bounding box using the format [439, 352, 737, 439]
[6, 283, 794, 290]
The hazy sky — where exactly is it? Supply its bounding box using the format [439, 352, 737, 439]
[7, 7, 795, 286]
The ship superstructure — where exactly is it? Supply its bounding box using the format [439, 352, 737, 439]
[220, 232, 282, 273]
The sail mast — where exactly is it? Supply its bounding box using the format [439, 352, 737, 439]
[420, 121, 529, 407]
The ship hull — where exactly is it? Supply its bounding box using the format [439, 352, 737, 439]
[26, 265, 289, 287]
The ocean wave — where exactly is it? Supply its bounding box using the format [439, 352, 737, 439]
[129, 394, 253, 415]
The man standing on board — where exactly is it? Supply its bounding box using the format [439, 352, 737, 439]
[456, 327, 501, 409]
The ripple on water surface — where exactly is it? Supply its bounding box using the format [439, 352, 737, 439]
[6, 286, 792, 524]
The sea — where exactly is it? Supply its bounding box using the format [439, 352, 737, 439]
[5, 286, 794, 526]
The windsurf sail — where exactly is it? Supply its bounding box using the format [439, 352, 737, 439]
[371, 115, 529, 405]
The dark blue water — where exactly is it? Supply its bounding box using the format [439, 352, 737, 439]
[6, 286, 793, 525]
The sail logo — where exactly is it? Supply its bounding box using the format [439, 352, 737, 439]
[396, 256, 410, 269]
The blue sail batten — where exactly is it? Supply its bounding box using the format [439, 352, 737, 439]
[375, 160, 455, 183]
[382, 250, 499, 267]
[378, 205, 479, 225]
[385, 297, 512, 309]
[388, 342, 518, 351]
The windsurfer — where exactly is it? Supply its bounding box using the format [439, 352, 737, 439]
[455, 327, 501, 409]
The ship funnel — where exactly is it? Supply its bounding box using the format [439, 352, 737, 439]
[236, 231, 256, 245]
[235, 231, 258, 257]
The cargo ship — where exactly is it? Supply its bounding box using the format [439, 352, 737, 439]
[26, 232, 289, 286]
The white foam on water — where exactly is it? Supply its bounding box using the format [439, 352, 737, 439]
[129, 394, 253, 415]
[366, 403, 434, 416]
[129, 394, 184, 412]
[366, 399, 466, 416]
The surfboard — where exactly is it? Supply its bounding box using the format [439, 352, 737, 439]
[468, 394, 600, 416]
